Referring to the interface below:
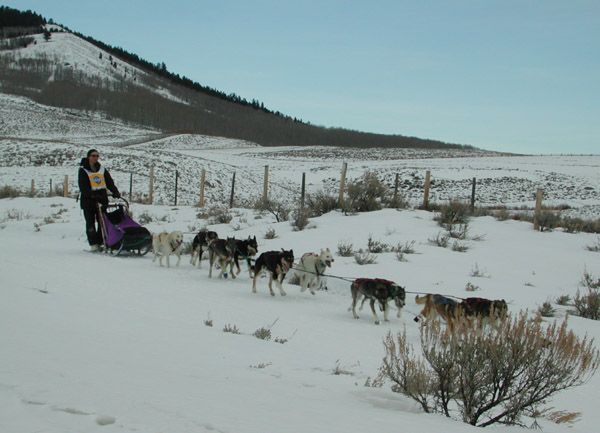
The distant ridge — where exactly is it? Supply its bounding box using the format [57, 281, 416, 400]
[0, 6, 480, 150]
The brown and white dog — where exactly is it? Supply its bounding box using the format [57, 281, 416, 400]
[414, 294, 508, 330]
[295, 248, 334, 295]
[152, 230, 184, 268]
[350, 278, 406, 325]
[414, 294, 460, 326]
[251, 249, 294, 296]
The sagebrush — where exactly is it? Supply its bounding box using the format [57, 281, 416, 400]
[377, 313, 599, 427]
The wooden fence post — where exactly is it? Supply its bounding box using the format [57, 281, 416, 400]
[49, 179, 53, 197]
[262, 165, 269, 204]
[300, 172, 306, 209]
[423, 170, 431, 209]
[63, 175, 69, 198]
[199, 169, 206, 207]
[229, 172, 236, 208]
[393, 173, 400, 204]
[339, 162, 348, 208]
[129, 173, 133, 200]
[533, 188, 543, 231]
[30, 179, 35, 197]
[174, 170, 179, 206]
[470, 177, 476, 212]
[148, 166, 154, 204]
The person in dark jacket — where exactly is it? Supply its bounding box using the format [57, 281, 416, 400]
[78, 149, 120, 251]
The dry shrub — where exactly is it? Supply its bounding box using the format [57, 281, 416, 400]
[354, 250, 377, 265]
[538, 300, 556, 317]
[346, 171, 387, 212]
[556, 294, 571, 306]
[253, 327, 272, 341]
[306, 190, 338, 216]
[546, 410, 581, 424]
[197, 205, 232, 224]
[536, 211, 560, 232]
[291, 208, 309, 231]
[0, 185, 22, 198]
[573, 270, 600, 320]
[264, 227, 277, 239]
[223, 324, 240, 334]
[586, 237, 600, 252]
[451, 240, 469, 252]
[394, 240, 416, 254]
[367, 235, 391, 253]
[428, 232, 449, 248]
[434, 200, 471, 227]
[337, 240, 354, 257]
[377, 313, 599, 427]
[254, 198, 290, 222]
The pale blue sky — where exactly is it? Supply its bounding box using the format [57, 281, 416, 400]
[5, 1, 600, 153]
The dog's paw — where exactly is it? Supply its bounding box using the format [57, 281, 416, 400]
[310, 291, 316, 295]
[374, 320, 380, 325]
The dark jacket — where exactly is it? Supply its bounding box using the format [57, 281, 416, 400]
[78, 157, 120, 209]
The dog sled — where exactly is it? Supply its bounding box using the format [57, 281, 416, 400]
[97, 198, 152, 256]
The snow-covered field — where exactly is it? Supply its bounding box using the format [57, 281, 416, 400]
[2, 95, 600, 219]
[1, 195, 600, 433]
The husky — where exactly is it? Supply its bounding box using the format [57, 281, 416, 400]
[208, 237, 237, 278]
[462, 297, 508, 322]
[414, 294, 460, 326]
[251, 249, 294, 296]
[190, 229, 218, 267]
[233, 236, 258, 277]
[350, 278, 406, 325]
[152, 230, 184, 268]
[414, 294, 507, 331]
[295, 248, 334, 295]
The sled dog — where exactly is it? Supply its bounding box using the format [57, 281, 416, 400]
[208, 237, 237, 278]
[350, 278, 406, 325]
[251, 249, 294, 296]
[233, 236, 258, 277]
[152, 230, 184, 268]
[295, 248, 334, 294]
[190, 229, 218, 267]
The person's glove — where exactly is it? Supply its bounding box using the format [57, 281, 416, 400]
[112, 192, 121, 199]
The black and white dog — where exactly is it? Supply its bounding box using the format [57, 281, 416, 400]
[233, 235, 258, 277]
[349, 278, 406, 325]
[208, 237, 237, 279]
[251, 249, 294, 296]
[190, 230, 218, 267]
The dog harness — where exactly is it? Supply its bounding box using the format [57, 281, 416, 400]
[83, 167, 107, 191]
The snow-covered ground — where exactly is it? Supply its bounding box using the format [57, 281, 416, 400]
[2, 95, 600, 219]
[1, 196, 600, 433]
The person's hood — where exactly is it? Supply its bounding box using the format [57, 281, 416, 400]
[80, 158, 102, 171]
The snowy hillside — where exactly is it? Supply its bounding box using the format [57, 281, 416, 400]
[0, 31, 189, 105]
[1, 92, 599, 218]
[1, 196, 600, 433]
